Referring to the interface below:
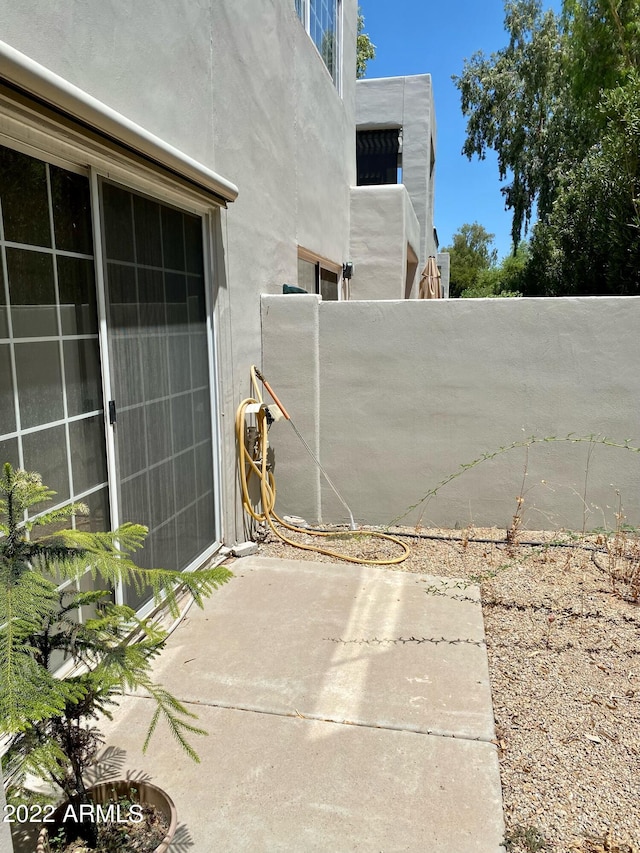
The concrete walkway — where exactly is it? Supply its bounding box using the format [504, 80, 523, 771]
[99, 556, 505, 852]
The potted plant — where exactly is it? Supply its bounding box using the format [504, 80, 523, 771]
[0, 463, 232, 852]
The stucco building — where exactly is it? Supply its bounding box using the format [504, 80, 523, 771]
[0, 0, 443, 617]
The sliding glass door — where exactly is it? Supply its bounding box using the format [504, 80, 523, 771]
[100, 182, 217, 609]
[0, 141, 220, 616]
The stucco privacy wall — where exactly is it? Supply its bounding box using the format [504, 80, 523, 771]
[0, 0, 357, 541]
[262, 295, 640, 531]
[349, 185, 420, 299]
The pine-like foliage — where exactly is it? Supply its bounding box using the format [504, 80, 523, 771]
[0, 463, 232, 804]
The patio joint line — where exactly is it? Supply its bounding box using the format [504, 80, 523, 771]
[125, 693, 498, 746]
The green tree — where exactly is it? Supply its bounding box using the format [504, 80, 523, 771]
[454, 0, 640, 295]
[357, 8, 376, 78]
[442, 222, 498, 298]
[462, 242, 528, 297]
[0, 464, 231, 816]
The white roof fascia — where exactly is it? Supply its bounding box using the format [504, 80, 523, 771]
[0, 40, 238, 205]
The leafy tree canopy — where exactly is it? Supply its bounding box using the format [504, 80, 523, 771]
[442, 222, 498, 297]
[454, 0, 640, 295]
[357, 8, 376, 78]
[462, 242, 528, 298]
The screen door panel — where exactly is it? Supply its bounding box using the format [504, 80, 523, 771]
[101, 182, 217, 610]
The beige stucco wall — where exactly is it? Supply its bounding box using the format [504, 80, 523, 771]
[262, 295, 640, 531]
[0, 0, 358, 542]
[349, 185, 420, 299]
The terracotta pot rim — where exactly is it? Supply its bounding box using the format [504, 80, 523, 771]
[36, 780, 177, 853]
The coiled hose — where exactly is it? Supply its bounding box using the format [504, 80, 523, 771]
[236, 366, 409, 565]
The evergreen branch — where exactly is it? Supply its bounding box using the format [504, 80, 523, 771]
[1, 463, 233, 801]
[26, 502, 88, 531]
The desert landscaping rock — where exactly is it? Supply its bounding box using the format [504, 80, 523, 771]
[259, 524, 640, 853]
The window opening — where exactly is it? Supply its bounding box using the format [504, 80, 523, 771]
[356, 128, 402, 186]
[297, 252, 340, 300]
[295, 0, 342, 88]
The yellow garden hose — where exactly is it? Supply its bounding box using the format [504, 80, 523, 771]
[236, 366, 409, 565]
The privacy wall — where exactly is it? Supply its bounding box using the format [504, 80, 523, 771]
[261, 295, 640, 531]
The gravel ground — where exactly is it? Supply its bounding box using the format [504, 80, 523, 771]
[258, 522, 640, 853]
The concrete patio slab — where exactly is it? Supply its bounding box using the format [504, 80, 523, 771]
[67, 557, 506, 851]
[97, 696, 503, 852]
[146, 557, 495, 741]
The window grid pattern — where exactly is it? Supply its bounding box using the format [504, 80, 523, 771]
[0, 145, 109, 534]
[102, 183, 216, 609]
[295, 0, 341, 87]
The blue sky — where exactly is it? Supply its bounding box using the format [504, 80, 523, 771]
[359, 0, 561, 261]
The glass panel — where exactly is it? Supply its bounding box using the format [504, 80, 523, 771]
[133, 195, 162, 267]
[192, 389, 211, 443]
[107, 263, 138, 329]
[161, 207, 185, 271]
[69, 415, 107, 495]
[57, 257, 98, 334]
[50, 166, 94, 255]
[22, 425, 69, 506]
[141, 336, 169, 401]
[0, 263, 8, 339]
[77, 487, 111, 533]
[168, 334, 192, 394]
[195, 440, 213, 498]
[174, 448, 196, 514]
[0, 145, 112, 638]
[63, 338, 102, 416]
[310, 0, 337, 80]
[102, 183, 135, 263]
[184, 215, 204, 275]
[0, 147, 51, 247]
[297, 257, 317, 293]
[165, 273, 188, 327]
[154, 519, 178, 573]
[148, 459, 175, 530]
[138, 268, 165, 327]
[320, 268, 339, 300]
[176, 506, 199, 568]
[120, 472, 150, 528]
[0, 437, 19, 469]
[6, 248, 57, 337]
[146, 399, 171, 466]
[15, 341, 64, 429]
[0, 343, 15, 435]
[187, 276, 206, 325]
[31, 509, 69, 539]
[117, 406, 146, 478]
[102, 183, 217, 610]
[111, 335, 143, 407]
[77, 562, 112, 622]
[190, 332, 209, 389]
[171, 393, 193, 452]
[196, 492, 216, 554]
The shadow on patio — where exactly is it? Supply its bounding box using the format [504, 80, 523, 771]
[88, 555, 505, 852]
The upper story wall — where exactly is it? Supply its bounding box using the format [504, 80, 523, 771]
[0, 1, 357, 288]
[356, 75, 437, 273]
[0, 0, 358, 376]
[0, 0, 358, 540]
